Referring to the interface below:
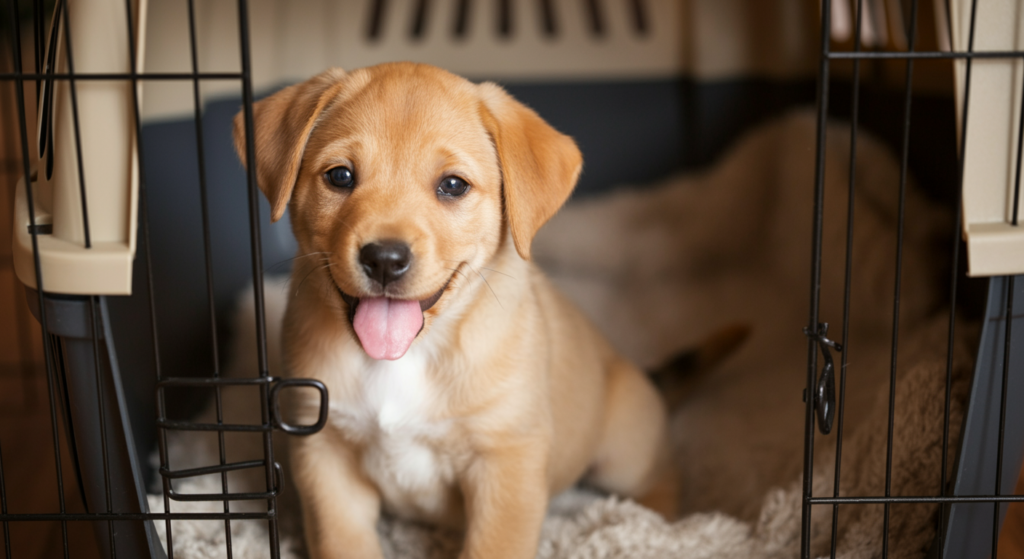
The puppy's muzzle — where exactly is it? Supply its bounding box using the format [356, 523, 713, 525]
[359, 240, 411, 287]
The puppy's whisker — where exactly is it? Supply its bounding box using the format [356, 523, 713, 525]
[266, 251, 332, 272]
[293, 261, 333, 297]
[444, 267, 469, 281]
[467, 263, 503, 310]
[478, 267, 515, 280]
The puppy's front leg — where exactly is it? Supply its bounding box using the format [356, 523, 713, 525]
[290, 434, 383, 559]
[460, 444, 549, 559]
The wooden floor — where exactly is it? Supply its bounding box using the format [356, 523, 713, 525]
[1004, 473, 1024, 559]
[0, 379, 103, 559]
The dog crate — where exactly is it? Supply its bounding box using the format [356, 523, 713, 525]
[0, 0, 1022, 558]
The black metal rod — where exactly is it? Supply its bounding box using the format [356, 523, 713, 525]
[498, 0, 512, 37]
[938, 3, 978, 558]
[167, 490, 277, 503]
[3, 4, 24, 552]
[628, 0, 647, 35]
[5, 1, 70, 555]
[158, 376, 274, 387]
[1013, 68, 1024, 226]
[236, 1, 281, 557]
[993, 275, 1015, 557]
[160, 460, 266, 480]
[368, 0, 387, 40]
[114, 0, 174, 547]
[0, 512, 276, 522]
[0, 71, 245, 80]
[453, 0, 471, 38]
[117, 1, 172, 553]
[157, 420, 273, 432]
[802, 0, 832, 556]
[0, 441, 11, 559]
[827, 50, 1024, 59]
[829, 0, 865, 556]
[583, 0, 603, 37]
[810, 495, 1024, 505]
[182, 0, 234, 554]
[51, 336, 88, 510]
[31, 0, 41, 78]
[89, 297, 116, 556]
[881, 3, 920, 557]
[411, 0, 430, 39]
[538, 0, 556, 36]
[58, 0, 92, 249]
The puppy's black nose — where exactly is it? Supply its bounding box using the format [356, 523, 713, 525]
[359, 241, 412, 287]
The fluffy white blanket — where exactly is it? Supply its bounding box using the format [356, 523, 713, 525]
[149, 111, 974, 558]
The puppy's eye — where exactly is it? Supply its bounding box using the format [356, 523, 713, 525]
[325, 166, 355, 189]
[437, 176, 470, 197]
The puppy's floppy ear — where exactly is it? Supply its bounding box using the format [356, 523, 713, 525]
[233, 67, 348, 222]
[478, 82, 583, 260]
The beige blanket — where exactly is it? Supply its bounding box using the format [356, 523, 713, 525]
[149, 111, 974, 558]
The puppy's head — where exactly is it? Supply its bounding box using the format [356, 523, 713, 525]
[233, 63, 581, 361]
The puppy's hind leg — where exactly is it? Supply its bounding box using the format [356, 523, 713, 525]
[586, 359, 678, 519]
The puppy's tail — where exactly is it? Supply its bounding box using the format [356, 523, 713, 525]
[648, 323, 751, 408]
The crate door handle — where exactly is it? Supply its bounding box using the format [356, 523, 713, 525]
[270, 378, 329, 435]
[804, 322, 841, 435]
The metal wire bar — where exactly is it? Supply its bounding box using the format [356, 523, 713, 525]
[147, 181, 175, 559]
[31, 0, 40, 77]
[454, 0, 470, 37]
[628, 0, 647, 35]
[50, 336, 89, 510]
[115, 5, 176, 553]
[538, 0, 556, 36]
[411, 0, 430, 39]
[1014, 66, 1024, 226]
[158, 377, 274, 387]
[498, 0, 512, 37]
[36, 0, 57, 180]
[0, 512, 275, 522]
[6, 8, 35, 553]
[993, 275, 1015, 557]
[0, 71, 245, 80]
[167, 490, 277, 503]
[829, 1, 866, 555]
[938, 3, 978, 557]
[5, 1, 70, 554]
[583, 0, 603, 36]
[41, 327, 69, 558]
[157, 420, 273, 432]
[827, 50, 1024, 59]
[802, 0, 831, 555]
[88, 297, 116, 557]
[57, 0, 92, 249]
[236, 1, 281, 556]
[0, 441, 11, 559]
[368, 0, 386, 39]
[160, 460, 267, 480]
[181, 0, 234, 554]
[810, 495, 1024, 504]
[881, 3, 920, 557]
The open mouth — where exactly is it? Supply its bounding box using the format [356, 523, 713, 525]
[334, 274, 454, 361]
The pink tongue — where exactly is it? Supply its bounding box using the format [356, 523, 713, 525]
[352, 297, 424, 360]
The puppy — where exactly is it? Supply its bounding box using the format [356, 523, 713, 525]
[234, 62, 673, 559]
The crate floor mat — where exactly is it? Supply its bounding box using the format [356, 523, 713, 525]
[148, 111, 976, 558]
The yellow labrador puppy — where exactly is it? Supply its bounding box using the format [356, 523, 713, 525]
[234, 62, 672, 559]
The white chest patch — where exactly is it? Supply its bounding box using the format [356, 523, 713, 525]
[329, 346, 457, 518]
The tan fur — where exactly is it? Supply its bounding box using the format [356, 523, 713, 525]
[233, 62, 671, 559]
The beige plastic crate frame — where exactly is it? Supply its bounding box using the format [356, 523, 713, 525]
[12, 0, 147, 295]
[953, 0, 1024, 277]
